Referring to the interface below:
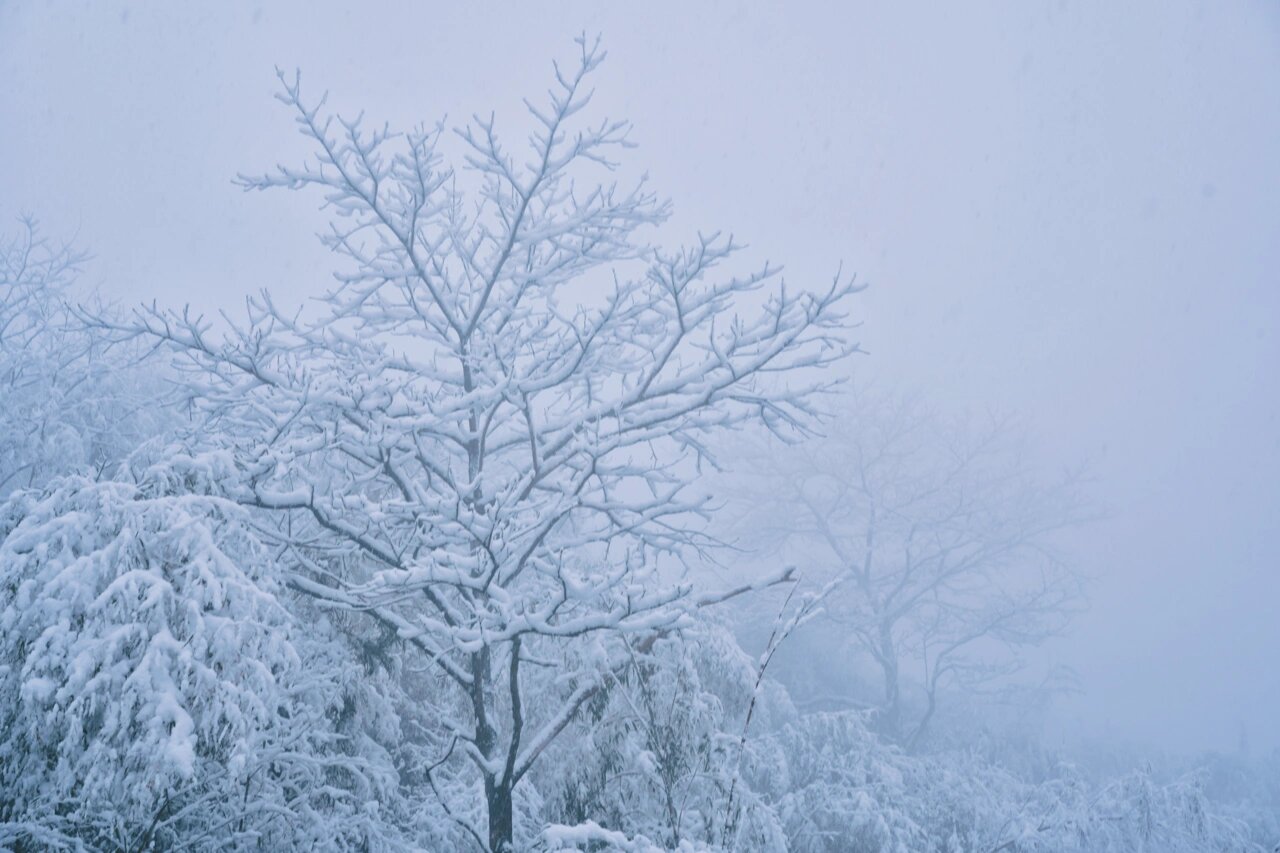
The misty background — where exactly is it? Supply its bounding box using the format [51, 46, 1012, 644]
[2, 0, 1276, 756]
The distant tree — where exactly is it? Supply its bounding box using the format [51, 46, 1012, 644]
[0, 218, 166, 498]
[104, 37, 856, 851]
[731, 389, 1087, 750]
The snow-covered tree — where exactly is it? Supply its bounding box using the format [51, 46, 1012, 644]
[102, 37, 857, 851]
[730, 389, 1087, 749]
[0, 451, 414, 850]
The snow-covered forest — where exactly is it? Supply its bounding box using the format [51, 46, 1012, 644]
[2, 5, 1278, 852]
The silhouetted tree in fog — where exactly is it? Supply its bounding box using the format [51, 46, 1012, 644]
[732, 389, 1087, 750]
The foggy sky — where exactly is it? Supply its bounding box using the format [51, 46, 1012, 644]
[2, 0, 1277, 753]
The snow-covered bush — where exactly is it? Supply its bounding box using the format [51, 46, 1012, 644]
[743, 709, 1267, 853]
[538, 623, 789, 852]
[0, 455, 412, 851]
[530, 609, 1273, 853]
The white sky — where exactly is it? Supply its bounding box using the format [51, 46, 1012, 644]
[2, 0, 1278, 753]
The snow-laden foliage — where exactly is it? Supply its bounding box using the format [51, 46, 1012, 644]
[0, 454, 413, 851]
[0, 455, 1272, 852]
[533, 619, 1270, 853]
[537, 623, 792, 851]
[748, 710, 1268, 852]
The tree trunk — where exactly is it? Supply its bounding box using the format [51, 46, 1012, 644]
[906, 688, 938, 753]
[878, 626, 901, 737]
[486, 780, 514, 853]
[467, 647, 512, 852]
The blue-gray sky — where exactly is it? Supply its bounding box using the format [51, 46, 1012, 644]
[2, 0, 1277, 753]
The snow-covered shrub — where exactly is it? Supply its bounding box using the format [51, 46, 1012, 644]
[538, 623, 789, 852]
[0, 457, 412, 851]
[738, 707, 1270, 853]
[743, 710, 928, 852]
